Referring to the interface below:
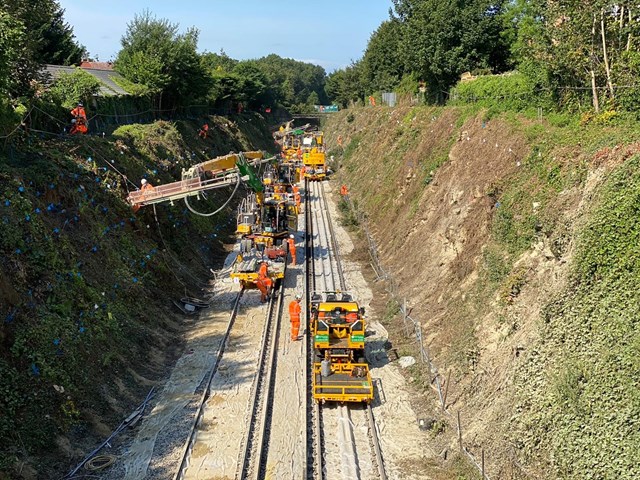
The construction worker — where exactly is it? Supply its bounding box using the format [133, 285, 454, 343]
[289, 294, 302, 340]
[198, 123, 209, 139]
[140, 178, 154, 192]
[69, 102, 88, 134]
[257, 262, 272, 303]
[337, 134, 343, 147]
[287, 234, 296, 265]
[340, 184, 349, 196]
[293, 185, 301, 209]
[70, 102, 87, 122]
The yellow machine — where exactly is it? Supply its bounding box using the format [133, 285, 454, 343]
[310, 292, 373, 404]
[229, 251, 285, 288]
[302, 132, 326, 181]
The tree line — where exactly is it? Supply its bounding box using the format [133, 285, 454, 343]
[328, 0, 640, 113]
[0, 4, 331, 135]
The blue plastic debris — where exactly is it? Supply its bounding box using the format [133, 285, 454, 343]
[53, 338, 60, 345]
[49, 183, 55, 190]
[91, 246, 98, 253]
[24, 214, 30, 222]
[4, 200, 9, 206]
[53, 227, 59, 234]
[34, 208, 41, 214]
[31, 364, 40, 376]
[18, 186, 24, 193]
[79, 326, 86, 333]
[132, 277, 138, 283]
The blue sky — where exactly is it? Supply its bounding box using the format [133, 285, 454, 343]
[58, 1, 393, 72]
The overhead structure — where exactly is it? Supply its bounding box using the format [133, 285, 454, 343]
[126, 151, 271, 208]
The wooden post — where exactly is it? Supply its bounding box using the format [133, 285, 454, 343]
[442, 369, 452, 410]
[457, 411, 462, 451]
[482, 448, 485, 479]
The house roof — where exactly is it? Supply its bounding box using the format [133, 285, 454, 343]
[42, 64, 129, 96]
[80, 61, 114, 70]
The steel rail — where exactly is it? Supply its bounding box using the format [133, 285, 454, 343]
[174, 289, 245, 480]
[237, 268, 287, 480]
[304, 179, 324, 480]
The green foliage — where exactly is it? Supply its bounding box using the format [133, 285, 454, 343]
[0, 0, 85, 96]
[115, 9, 209, 106]
[45, 68, 101, 108]
[0, 10, 24, 94]
[449, 72, 551, 112]
[512, 154, 640, 479]
[362, 19, 405, 92]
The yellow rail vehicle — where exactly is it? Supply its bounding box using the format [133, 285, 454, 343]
[302, 132, 326, 181]
[310, 292, 373, 404]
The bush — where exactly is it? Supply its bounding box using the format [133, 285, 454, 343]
[45, 68, 101, 108]
[449, 72, 552, 112]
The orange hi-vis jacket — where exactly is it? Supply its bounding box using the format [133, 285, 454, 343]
[289, 300, 301, 322]
[259, 262, 268, 279]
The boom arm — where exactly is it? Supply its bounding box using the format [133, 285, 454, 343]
[126, 151, 273, 208]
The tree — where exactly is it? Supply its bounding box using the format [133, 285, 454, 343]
[392, 0, 511, 102]
[362, 19, 405, 92]
[325, 61, 366, 108]
[115, 10, 209, 107]
[0, 0, 85, 97]
[0, 10, 24, 94]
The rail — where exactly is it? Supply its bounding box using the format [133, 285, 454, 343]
[236, 270, 286, 479]
[306, 179, 388, 480]
[173, 289, 245, 480]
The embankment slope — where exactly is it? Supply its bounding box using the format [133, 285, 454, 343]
[325, 106, 640, 480]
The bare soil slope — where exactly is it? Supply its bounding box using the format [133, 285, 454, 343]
[324, 105, 640, 479]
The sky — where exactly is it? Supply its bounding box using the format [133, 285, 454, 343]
[57, 0, 393, 72]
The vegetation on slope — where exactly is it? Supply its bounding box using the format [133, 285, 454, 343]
[325, 104, 640, 479]
[0, 114, 272, 476]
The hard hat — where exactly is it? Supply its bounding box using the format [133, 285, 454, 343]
[289, 234, 294, 238]
[141, 178, 147, 184]
[77, 102, 83, 107]
[295, 294, 301, 300]
[71, 119, 77, 124]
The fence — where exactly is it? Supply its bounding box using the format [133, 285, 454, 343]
[344, 195, 496, 480]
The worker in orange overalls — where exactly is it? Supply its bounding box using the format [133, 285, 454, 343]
[337, 135, 343, 147]
[340, 184, 349, 196]
[287, 234, 296, 265]
[289, 295, 302, 340]
[70, 102, 88, 135]
[198, 123, 209, 139]
[257, 262, 272, 303]
[292, 184, 301, 209]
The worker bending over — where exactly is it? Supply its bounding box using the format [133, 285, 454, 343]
[289, 295, 302, 341]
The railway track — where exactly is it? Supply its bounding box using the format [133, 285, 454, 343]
[173, 289, 245, 480]
[236, 272, 286, 479]
[304, 179, 387, 480]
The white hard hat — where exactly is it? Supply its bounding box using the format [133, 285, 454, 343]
[289, 234, 294, 238]
[295, 294, 301, 300]
[141, 178, 147, 184]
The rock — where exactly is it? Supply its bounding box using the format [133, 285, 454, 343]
[398, 356, 416, 368]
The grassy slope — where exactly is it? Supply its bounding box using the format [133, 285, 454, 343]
[0, 113, 273, 477]
[325, 105, 640, 479]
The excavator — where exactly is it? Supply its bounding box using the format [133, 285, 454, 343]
[309, 291, 373, 404]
